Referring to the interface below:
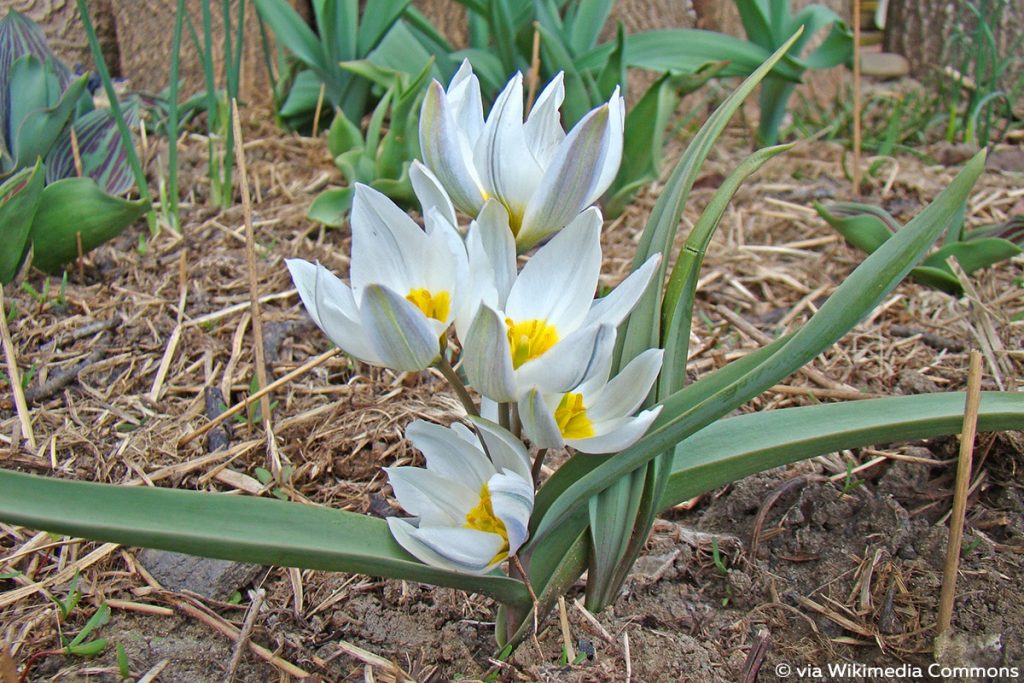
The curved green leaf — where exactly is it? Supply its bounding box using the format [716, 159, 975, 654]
[45, 104, 140, 195]
[0, 161, 43, 282]
[659, 392, 1024, 510]
[0, 468, 530, 606]
[923, 238, 1022, 274]
[308, 186, 353, 227]
[29, 177, 147, 273]
[252, 0, 327, 73]
[6, 55, 87, 174]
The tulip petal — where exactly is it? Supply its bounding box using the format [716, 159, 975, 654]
[468, 416, 533, 483]
[566, 407, 663, 454]
[505, 208, 602, 334]
[514, 323, 615, 396]
[410, 160, 457, 228]
[350, 184, 429, 296]
[518, 388, 565, 450]
[488, 471, 534, 554]
[583, 254, 661, 329]
[360, 285, 442, 372]
[475, 73, 542, 225]
[585, 348, 664, 423]
[463, 305, 517, 402]
[405, 420, 494, 491]
[384, 466, 477, 527]
[420, 207, 466, 308]
[286, 259, 381, 364]
[586, 88, 625, 207]
[524, 72, 566, 168]
[446, 59, 485, 146]
[420, 80, 486, 215]
[387, 518, 504, 574]
[517, 105, 612, 249]
[474, 200, 517, 307]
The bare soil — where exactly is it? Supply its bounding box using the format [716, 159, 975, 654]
[1, 104, 1022, 682]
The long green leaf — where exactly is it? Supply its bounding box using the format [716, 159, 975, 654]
[252, 0, 327, 73]
[566, 0, 613, 55]
[527, 151, 986, 551]
[617, 30, 802, 374]
[661, 144, 794, 394]
[356, 0, 411, 55]
[587, 143, 794, 610]
[659, 392, 1024, 510]
[0, 468, 530, 606]
[575, 30, 803, 82]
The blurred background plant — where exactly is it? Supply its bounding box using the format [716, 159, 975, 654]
[0, 9, 148, 284]
[734, 0, 853, 146]
[939, 0, 1023, 149]
[255, 0, 853, 224]
[307, 60, 433, 226]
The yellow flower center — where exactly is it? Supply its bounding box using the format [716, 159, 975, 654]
[505, 318, 558, 369]
[465, 484, 509, 561]
[405, 288, 451, 323]
[554, 392, 595, 440]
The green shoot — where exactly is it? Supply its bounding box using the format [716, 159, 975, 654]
[63, 602, 111, 656]
[841, 459, 865, 494]
[116, 643, 131, 678]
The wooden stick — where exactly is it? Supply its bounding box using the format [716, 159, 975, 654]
[148, 251, 188, 402]
[936, 350, 983, 639]
[525, 23, 542, 113]
[558, 595, 575, 664]
[177, 347, 340, 447]
[224, 588, 265, 683]
[852, 0, 863, 198]
[230, 100, 276, 475]
[311, 83, 327, 138]
[0, 286, 35, 450]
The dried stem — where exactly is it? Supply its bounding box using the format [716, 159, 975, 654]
[231, 99, 277, 475]
[0, 287, 35, 450]
[936, 350, 983, 641]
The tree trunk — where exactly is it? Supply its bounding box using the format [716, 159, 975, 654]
[884, 0, 1024, 88]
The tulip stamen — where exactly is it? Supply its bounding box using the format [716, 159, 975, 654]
[465, 484, 510, 560]
[405, 288, 451, 323]
[554, 392, 595, 439]
[505, 318, 558, 368]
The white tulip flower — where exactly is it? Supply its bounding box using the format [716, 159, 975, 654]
[385, 418, 534, 574]
[460, 207, 660, 402]
[286, 184, 469, 372]
[519, 348, 664, 454]
[418, 60, 625, 251]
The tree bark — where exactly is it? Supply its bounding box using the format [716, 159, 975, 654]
[884, 0, 1024, 88]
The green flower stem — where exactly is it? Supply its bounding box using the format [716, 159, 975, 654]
[435, 354, 478, 417]
[498, 402, 511, 431]
[531, 448, 547, 487]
